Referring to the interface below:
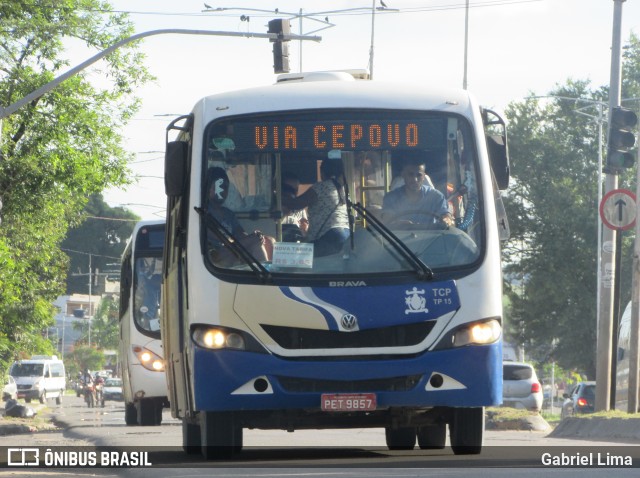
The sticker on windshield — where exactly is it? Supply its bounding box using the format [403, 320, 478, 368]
[272, 242, 314, 269]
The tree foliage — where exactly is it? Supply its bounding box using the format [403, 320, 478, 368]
[502, 33, 640, 378]
[67, 344, 105, 378]
[0, 1, 152, 372]
[62, 194, 138, 294]
[72, 294, 119, 350]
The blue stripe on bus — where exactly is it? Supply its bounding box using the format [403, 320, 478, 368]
[192, 340, 501, 411]
[279, 280, 460, 331]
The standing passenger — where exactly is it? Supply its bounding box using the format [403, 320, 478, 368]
[282, 158, 349, 257]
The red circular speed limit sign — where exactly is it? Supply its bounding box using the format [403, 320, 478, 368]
[599, 188, 637, 231]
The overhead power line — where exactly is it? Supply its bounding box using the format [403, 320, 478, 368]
[88, 0, 544, 19]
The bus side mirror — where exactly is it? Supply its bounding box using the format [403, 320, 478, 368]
[487, 134, 510, 190]
[165, 141, 188, 197]
[482, 108, 510, 191]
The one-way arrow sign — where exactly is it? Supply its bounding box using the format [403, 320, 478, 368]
[600, 188, 637, 230]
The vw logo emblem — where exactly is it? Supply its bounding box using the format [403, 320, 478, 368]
[341, 313, 358, 331]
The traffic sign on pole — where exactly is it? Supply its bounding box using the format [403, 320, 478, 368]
[600, 188, 637, 231]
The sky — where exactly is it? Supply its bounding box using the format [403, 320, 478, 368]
[91, 0, 640, 220]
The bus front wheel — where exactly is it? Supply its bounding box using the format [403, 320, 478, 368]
[200, 411, 242, 460]
[125, 403, 137, 426]
[449, 407, 484, 455]
[417, 422, 446, 449]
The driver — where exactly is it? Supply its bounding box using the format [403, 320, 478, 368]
[382, 155, 454, 227]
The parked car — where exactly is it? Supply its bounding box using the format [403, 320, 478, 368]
[2, 375, 18, 401]
[502, 361, 543, 412]
[102, 378, 123, 402]
[561, 381, 596, 419]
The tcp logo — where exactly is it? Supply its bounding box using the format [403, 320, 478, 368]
[7, 448, 39, 466]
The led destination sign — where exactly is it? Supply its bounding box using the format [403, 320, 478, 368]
[221, 118, 448, 153]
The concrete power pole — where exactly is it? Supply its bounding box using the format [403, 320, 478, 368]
[596, 0, 625, 412]
[630, 143, 640, 413]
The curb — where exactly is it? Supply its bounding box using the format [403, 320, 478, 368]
[486, 414, 550, 432]
[0, 423, 38, 435]
[549, 417, 640, 442]
[0, 403, 54, 436]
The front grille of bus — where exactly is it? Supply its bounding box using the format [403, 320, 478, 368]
[277, 374, 422, 393]
[261, 321, 435, 350]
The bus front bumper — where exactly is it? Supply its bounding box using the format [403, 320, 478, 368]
[191, 342, 501, 412]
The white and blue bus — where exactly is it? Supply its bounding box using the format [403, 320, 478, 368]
[119, 220, 168, 426]
[162, 70, 509, 459]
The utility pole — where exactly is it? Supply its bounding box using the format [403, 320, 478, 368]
[369, 0, 376, 79]
[596, 0, 624, 412]
[463, 0, 469, 90]
[630, 142, 640, 413]
[368, 2, 399, 79]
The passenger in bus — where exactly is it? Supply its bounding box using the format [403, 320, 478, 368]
[134, 260, 161, 331]
[282, 157, 349, 257]
[205, 167, 274, 266]
[382, 155, 454, 228]
[280, 171, 309, 242]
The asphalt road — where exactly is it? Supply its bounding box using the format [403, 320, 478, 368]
[1, 395, 640, 476]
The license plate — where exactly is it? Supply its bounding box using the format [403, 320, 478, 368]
[321, 393, 377, 412]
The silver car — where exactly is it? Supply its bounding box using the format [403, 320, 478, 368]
[502, 362, 543, 412]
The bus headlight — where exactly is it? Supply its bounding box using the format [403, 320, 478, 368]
[452, 319, 501, 347]
[192, 326, 246, 350]
[132, 345, 165, 372]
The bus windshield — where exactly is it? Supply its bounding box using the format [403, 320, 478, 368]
[201, 109, 482, 278]
[133, 256, 162, 334]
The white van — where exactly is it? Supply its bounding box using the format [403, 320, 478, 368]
[10, 355, 66, 404]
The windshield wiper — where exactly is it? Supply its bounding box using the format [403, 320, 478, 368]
[350, 202, 434, 281]
[194, 207, 271, 283]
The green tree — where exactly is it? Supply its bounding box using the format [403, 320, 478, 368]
[62, 194, 138, 294]
[0, 1, 152, 371]
[68, 345, 105, 378]
[72, 295, 119, 350]
[502, 33, 640, 378]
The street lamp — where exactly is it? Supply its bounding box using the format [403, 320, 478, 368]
[0, 28, 321, 120]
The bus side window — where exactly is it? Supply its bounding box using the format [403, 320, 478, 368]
[119, 253, 132, 320]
